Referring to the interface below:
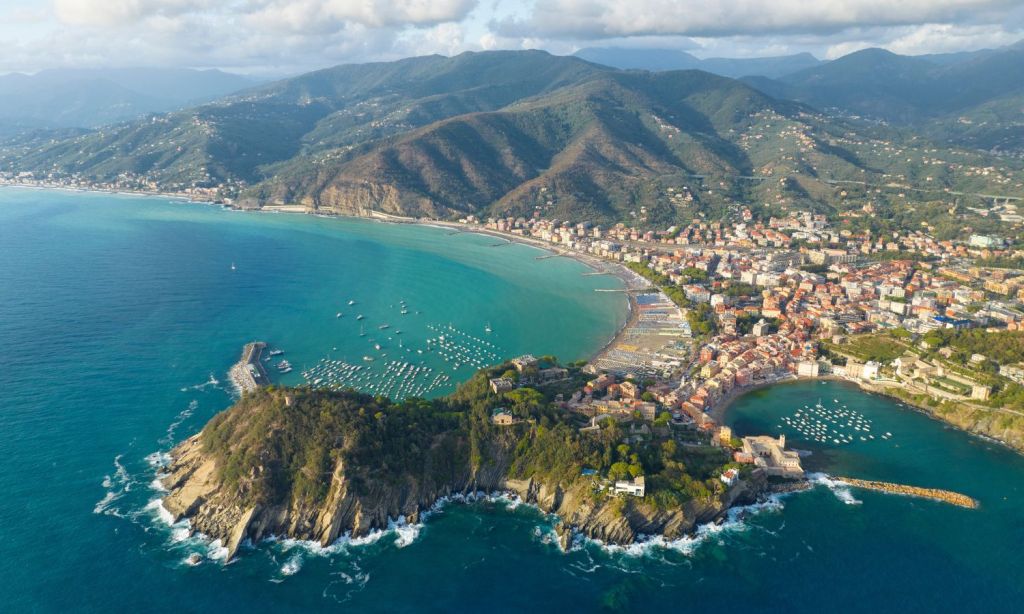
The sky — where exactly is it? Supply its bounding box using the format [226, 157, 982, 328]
[1, 0, 1023, 75]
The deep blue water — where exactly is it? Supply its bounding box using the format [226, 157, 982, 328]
[2, 188, 1023, 612]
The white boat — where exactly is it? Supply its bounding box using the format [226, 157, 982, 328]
[485, 322, 492, 333]
[356, 314, 365, 320]
[379, 324, 390, 330]
[336, 312, 343, 318]
[230, 262, 236, 271]
[348, 300, 356, 305]
[363, 356, 374, 362]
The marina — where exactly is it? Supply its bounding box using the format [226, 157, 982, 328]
[776, 400, 881, 446]
[291, 309, 506, 399]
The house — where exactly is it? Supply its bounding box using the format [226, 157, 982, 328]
[619, 380, 639, 399]
[489, 377, 515, 394]
[720, 468, 739, 486]
[511, 355, 539, 372]
[797, 361, 820, 377]
[538, 366, 569, 383]
[491, 409, 516, 426]
[613, 476, 646, 497]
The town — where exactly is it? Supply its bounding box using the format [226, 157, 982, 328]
[461, 207, 1024, 494]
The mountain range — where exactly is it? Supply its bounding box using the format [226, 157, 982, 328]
[0, 68, 257, 133]
[573, 48, 823, 79]
[741, 42, 1024, 151]
[1, 50, 1020, 227]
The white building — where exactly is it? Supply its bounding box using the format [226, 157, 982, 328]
[613, 476, 646, 497]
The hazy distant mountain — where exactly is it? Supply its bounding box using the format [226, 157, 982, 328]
[2, 50, 1016, 224]
[573, 48, 822, 78]
[741, 42, 1024, 150]
[0, 68, 257, 130]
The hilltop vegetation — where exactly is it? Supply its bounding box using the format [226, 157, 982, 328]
[162, 359, 756, 557]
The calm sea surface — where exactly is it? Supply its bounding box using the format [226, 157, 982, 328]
[1, 187, 1022, 612]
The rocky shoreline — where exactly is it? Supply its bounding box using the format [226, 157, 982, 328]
[159, 430, 786, 561]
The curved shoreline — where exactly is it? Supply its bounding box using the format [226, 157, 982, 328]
[715, 375, 1024, 455]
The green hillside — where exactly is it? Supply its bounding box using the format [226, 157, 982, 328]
[2, 50, 1021, 225]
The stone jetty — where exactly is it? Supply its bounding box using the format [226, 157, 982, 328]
[837, 477, 978, 509]
[229, 341, 270, 394]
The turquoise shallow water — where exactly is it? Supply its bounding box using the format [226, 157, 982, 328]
[2, 187, 1023, 612]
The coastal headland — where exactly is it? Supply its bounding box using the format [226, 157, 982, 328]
[159, 377, 793, 560]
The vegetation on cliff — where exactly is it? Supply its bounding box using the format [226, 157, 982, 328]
[183, 360, 742, 548]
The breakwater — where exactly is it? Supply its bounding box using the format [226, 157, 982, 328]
[837, 477, 978, 509]
[229, 342, 270, 394]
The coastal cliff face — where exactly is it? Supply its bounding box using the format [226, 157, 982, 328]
[159, 386, 760, 559]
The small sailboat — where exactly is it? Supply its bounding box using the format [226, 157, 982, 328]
[485, 322, 492, 333]
[356, 314, 365, 320]
[359, 324, 366, 337]
[348, 300, 356, 305]
[230, 262, 236, 271]
[336, 312, 343, 318]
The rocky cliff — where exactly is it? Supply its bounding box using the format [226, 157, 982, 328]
[158, 385, 772, 559]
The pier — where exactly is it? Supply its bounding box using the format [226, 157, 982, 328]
[229, 341, 271, 394]
[837, 477, 978, 509]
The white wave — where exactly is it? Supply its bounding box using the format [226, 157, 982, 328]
[588, 493, 787, 558]
[387, 517, 421, 548]
[280, 554, 303, 576]
[149, 477, 168, 492]
[93, 490, 120, 515]
[160, 400, 198, 446]
[807, 472, 862, 505]
[171, 526, 192, 543]
[207, 540, 229, 561]
[182, 554, 202, 567]
[145, 498, 177, 526]
[112, 454, 131, 492]
[145, 451, 172, 468]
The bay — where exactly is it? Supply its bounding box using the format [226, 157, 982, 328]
[1, 187, 1022, 612]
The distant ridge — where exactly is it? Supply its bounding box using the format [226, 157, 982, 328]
[572, 47, 822, 78]
[0, 67, 257, 130]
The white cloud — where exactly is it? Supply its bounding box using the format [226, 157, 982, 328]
[54, 0, 214, 28]
[0, 0, 1020, 74]
[496, 0, 1019, 38]
[241, 0, 478, 32]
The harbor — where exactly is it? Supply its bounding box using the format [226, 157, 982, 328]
[228, 342, 271, 394]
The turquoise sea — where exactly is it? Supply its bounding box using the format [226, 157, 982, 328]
[2, 187, 1023, 612]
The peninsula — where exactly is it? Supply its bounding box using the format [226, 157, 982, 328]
[160, 360, 799, 559]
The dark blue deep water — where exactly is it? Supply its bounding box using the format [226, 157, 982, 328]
[2, 188, 1022, 612]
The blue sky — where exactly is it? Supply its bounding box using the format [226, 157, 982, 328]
[1, 1, 1022, 74]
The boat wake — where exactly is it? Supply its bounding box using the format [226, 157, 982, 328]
[179, 373, 221, 393]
